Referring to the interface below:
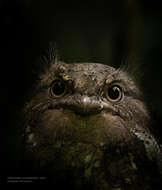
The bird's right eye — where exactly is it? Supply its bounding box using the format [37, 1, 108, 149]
[50, 79, 67, 98]
[105, 85, 123, 103]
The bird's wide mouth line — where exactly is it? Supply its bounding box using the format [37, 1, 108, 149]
[48, 103, 121, 118]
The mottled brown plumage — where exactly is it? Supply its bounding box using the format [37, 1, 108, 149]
[22, 58, 162, 189]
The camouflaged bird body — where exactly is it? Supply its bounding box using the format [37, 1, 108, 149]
[23, 61, 162, 189]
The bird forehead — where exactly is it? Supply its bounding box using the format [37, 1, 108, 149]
[67, 63, 115, 73]
[57, 63, 116, 79]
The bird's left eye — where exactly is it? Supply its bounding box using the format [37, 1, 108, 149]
[50, 79, 67, 98]
[105, 85, 123, 102]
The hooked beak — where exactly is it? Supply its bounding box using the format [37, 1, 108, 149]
[51, 94, 118, 116]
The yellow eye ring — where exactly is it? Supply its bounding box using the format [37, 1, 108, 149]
[105, 85, 122, 102]
[50, 79, 67, 98]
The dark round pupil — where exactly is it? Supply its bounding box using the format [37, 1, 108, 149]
[108, 86, 120, 100]
[52, 80, 65, 96]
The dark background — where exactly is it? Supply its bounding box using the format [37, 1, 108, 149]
[1, 0, 162, 182]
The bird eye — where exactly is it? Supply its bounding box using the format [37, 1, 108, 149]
[50, 79, 67, 98]
[105, 85, 122, 102]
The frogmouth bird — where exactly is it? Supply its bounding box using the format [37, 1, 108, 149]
[22, 55, 162, 189]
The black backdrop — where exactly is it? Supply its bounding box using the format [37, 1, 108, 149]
[1, 0, 162, 182]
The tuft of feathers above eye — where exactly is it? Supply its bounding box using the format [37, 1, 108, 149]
[32, 43, 60, 80]
[119, 55, 148, 89]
